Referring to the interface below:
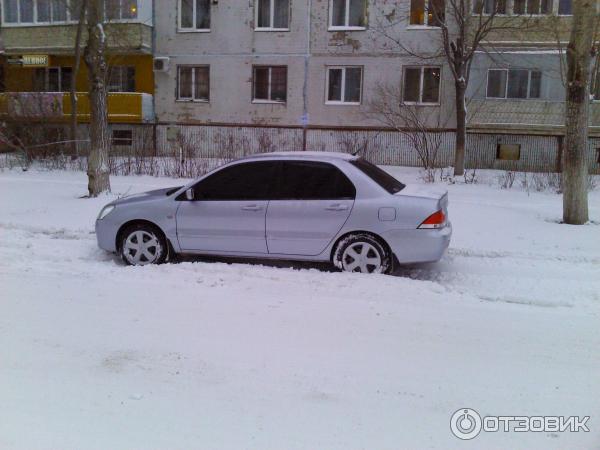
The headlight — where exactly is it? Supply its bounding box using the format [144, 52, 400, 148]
[97, 205, 115, 220]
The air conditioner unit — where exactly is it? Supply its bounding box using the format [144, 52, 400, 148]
[153, 57, 170, 72]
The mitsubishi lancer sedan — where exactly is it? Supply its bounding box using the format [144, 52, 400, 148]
[95, 152, 451, 274]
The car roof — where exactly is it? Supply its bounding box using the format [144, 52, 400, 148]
[239, 151, 359, 162]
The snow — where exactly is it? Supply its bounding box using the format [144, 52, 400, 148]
[0, 167, 599, 450]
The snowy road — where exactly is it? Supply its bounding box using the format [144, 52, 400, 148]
[1, 168, 599, 449]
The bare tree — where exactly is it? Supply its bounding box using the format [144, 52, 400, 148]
[562, 0, 596, 224]
[368, 81, 451, 182]
[84, 0, 111, 196]
[376, 0, 522, 176]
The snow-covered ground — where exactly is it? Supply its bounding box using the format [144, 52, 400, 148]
[1, 167, 599, 450]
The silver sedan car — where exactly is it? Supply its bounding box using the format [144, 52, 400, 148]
[96, 152, 451, 274]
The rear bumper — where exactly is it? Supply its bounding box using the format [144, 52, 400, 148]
[382, 222, 452, 264]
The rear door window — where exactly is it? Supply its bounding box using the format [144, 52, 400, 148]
[274, 161, 356, 200]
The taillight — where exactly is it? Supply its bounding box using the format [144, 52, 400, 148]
[418, 210, 446, 229]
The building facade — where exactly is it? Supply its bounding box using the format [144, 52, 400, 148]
[1, 0, 599, 172]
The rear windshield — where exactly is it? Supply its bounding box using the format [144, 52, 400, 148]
[350, 158, 405, 194]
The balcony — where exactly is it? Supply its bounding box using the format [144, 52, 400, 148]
[0, 92, 154, 124]
[0, 23, 152, 54]
[468, 99, 600, 135]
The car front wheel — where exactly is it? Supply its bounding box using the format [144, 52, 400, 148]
[120, 224, 167, 266]
[333, 233, 393, 274]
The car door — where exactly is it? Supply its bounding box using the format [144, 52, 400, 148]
[176, 161, 277, 254]
[266, 160, 356, 256]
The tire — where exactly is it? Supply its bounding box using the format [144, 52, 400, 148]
[120, 223, 168, 266]
[332, 233, 393, 275]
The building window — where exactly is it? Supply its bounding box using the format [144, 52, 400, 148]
[403, 66, 441, 104]
[486, 69, 541, 99]
[597, 148, 600, 164]
[33, 67, 72, 92]
[0, 66, 5, 92]
[496, 144, 521, 161]
[179, 0, 210, 30]
[256, 0, 289, 29]
[330, 0, 366, 29]
[326, 66, 362, 104]
[2, 0, 80, 24]
[558, 0, 572, 14]
[108, 66, 135, 92]
[410, 0, 445, 26]
[513, 0, 551, 14]
[106, 0, 138, 20]
[253, 66, 287, 103]
[472, 0, 506, 14]
[177, 66, 210, 101]
[112, 129, 133, 146]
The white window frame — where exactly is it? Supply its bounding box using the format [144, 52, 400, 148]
[328, 0, 366, 31]
[408, 0, 445, 28]
[402, 66, 442, 105]
[34, 66, 72, 92]
[325, 66, 363, 105]
[485, 68, 542, 100]
[176, 65, 210, 102]
[471, 0, 509, 15]
[105, 0, 139, 22]
[252, 65, 287, 104]
[107, 66, 136, 93]
[512, 0, 552, 15]
[178, 0, 211, 32]
[0, 0, 138, 26]
[255, 0, 290, 31]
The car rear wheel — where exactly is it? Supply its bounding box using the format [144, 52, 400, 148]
[333, 233, 393, 274]
[120, 224, 167, 266]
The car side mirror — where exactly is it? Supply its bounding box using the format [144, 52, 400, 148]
[185, 188, 195, 201]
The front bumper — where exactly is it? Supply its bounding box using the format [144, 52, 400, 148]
[95, 217, 120, 253]
[382, 222, 452, 264]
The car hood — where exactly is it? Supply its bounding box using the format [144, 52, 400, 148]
[111, 186, 182, 206]
[394, 184, 447, 200]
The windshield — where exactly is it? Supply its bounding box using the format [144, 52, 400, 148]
[350, 158, 405, 194]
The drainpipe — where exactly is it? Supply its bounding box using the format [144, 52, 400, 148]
[302, 0, 311, 151]
[151, 0, 157, 155]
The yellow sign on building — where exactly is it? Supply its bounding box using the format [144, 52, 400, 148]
[21, 55, 49, 67]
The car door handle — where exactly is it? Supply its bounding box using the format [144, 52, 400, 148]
[325, 204, 349, 211]
[241, 204, 263, 211]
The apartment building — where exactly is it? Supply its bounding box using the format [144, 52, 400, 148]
[0, 0, 598, 172]
[0, 0, 155, 148]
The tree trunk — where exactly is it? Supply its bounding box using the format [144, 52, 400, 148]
[70, 0, 87, 157]
[84, 0, 110, 196]
[453, 82, 467, 176]
[563, 0, 593, 225]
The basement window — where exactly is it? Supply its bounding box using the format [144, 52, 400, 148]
[329, 0, 366, 30]
[256, 0, 289, 30]
[496, 144, 521, 161]
[409, 0, 445, 26]
[253, 66, 287, 103]
[596, 148, 600, 164]
[179, 0, 211, 31]
[112, 130, 133, 146]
